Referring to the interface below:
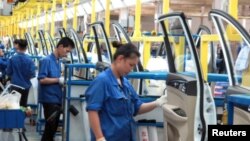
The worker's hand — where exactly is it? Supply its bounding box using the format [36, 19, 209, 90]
[25, 107, 32, 117]
[155, 94, 168, 107]
[59, 77, 65, 85]
[96, 137, 106, 141]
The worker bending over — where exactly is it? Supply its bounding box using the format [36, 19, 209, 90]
[86, 41, 168, 141]
[38, 37, 75, 141]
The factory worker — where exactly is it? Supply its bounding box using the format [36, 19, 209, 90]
[6, 39, 36, 107]
[38, 37, 75, 141]
[0, 49, 8, 86]
[86, 41, 168, 141]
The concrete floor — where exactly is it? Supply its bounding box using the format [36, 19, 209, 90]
[0, 124, 40, 141]
[26, 124, 41, 141]
[0, 121, 62, 141]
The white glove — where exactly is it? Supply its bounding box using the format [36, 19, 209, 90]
[96, 137, 106, 141]
[155, 94, 168, 107]
[59, 77, 65, 85]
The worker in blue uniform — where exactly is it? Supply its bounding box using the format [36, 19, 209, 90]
[5, 39, 19, 59]
[6, 39, 36, 107]
[86, 41, 168, 141]
[2, 39, 16, 59]
[38, 37, 75, 141]
[0, 49, 8, 86]
[0, 40, 5, 50]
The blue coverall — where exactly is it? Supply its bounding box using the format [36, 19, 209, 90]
[86, 68, 143, 141]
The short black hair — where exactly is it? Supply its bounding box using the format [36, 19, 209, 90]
[14, 39, 28, 50]
[57, 37, 75, 49]
[18, 39, 28, 50]
[112, 41, 140, 60]
[14, 39, 19, 44]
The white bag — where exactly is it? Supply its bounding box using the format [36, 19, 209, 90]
[235, 46, 250, 71]
[0, 94, 9, 109]
[0, 90, 21, 109]
[27, 77, 38, 105]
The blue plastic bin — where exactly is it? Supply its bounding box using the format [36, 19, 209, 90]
[0, 109, 25, 129]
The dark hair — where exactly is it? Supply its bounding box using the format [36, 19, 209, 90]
[13, 39, 19, 44]
[57, 37, 75, 49]
[112, 41, 140, 60]
[14, 39, 28, 50]
[19, 39, 28, 50]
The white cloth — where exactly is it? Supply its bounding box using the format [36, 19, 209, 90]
[235, 45, 250, 71]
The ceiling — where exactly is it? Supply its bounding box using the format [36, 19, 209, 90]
[169, 0, 212, 16]
[112, 0, 250, 18]
[12, 0, 250, 18]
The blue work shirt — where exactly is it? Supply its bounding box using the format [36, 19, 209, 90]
[6, 52, 35, 89]
[86, 68, 143, 141]
[0, 44, 4, 50]
[0, 57, 8, 78]
[38, 53, 62, 104]
[5, 48, 17, 59]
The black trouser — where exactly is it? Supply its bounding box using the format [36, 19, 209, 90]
[41, 103, 61, 141]
[12, 87, 30, 107]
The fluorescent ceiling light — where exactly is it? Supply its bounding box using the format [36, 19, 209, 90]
[27, 20, 32, 27]
[66, 8, 74, 19]
[95, 0, 104, 12]
[18, 23, 22, 28]
[55, 12, 60, 21]
[48, 13, 52, 23]
[100, 0, 107, 10]
[18, 23, 21, 28]
[59, 11, 65, 21]
[111, 0, 124, 9]
[55, 11, 64, 22]
[123, 0, 136, 7]
[83, 2, 92, 14]
[77, 4, 86, 16]
[33, 19, 37, 25]
[16, 0, 155, 28]
[19, 22, 25, 28]
[39, 16, 45, 25]
[142, 0, 153, 3]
